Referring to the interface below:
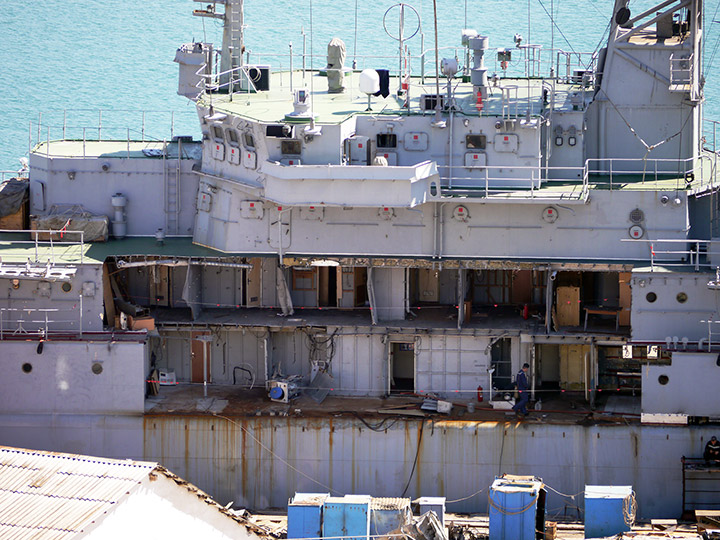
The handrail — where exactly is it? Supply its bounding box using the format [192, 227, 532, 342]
[26, 108, 195, 158]
[624, 238, 720, 271]
[241, 45, 598, 81]
[0, 170, 28, 183]
[0, 306, 85, 340]
[0, 228, 86, 265]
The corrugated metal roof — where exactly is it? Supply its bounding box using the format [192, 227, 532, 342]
[371, 497, 411, 510]
[0, 446, 157, 539]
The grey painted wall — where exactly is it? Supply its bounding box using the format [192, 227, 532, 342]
[642, 352, 720, 415]
[0, 340, 146, 414]
[192, 177, 689, 261]
[29, 151, 200, 237]
[143, 415, 717, 519]
[0, 265, 105, 333]
[630, 270, 719, 342]
[0, 413, 144, 461]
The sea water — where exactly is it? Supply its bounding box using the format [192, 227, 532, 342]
[2, 0, 720, 171]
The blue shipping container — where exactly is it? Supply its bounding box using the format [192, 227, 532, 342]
[288, 493, 329, 539]
[323, 495, 372, 540]
[488, 476, 546, 540]
[584, 485, 633, 539]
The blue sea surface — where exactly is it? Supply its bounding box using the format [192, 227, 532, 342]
[2, 0, 720, 171]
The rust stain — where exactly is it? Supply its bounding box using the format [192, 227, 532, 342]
[632, 432, 639, 458]
[415, 420, 424, 497]
[286, 416, 293, 490]
[241, 418, 248, 498]
[328, 417, 333, 488]
[184, 422, 189, 478]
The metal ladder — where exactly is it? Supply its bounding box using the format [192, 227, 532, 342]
[227, 0, 244, 72]
[164, 139, 180, 235]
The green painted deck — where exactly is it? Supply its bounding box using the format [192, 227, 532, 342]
[0, 236, 228, 264]
[31, 140, 201, 160]
[199, 71, 578, 123]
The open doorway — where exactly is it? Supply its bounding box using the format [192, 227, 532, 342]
[318, 266, 338, 307]
[491, 338, 512, 389]
[390, 342, 415, 393]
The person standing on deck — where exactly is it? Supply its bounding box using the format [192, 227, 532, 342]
[512, 363, 530, 417]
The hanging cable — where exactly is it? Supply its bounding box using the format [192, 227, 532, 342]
[446, 487, 485, 504]
[401, 420, 425, 497]
[597, 87, 694, 156]
[543, 483, 583, 500]
[704, 1, 720, 73]
[536, 0, 578, 54]
[212, 412, 343, 495]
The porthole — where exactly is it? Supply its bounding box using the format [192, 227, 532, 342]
[658, 374, 669, 385]
[21, 363, 32, 373]
[676, 292, 688, 303]
[61, 282, 72, 293]
[646, 292, 657, 303]
[91, 362, 103, 375]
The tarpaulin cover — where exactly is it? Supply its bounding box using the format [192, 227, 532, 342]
[0, 178, 28, 218]
[32, 207, 109, 242]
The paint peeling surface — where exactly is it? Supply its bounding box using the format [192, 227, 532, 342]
[142, 412, 720, 519]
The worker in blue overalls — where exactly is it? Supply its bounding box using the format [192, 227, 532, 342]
[512, 363, 530, 417]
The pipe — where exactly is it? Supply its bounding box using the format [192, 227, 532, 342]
[438, 203, 446, 259]
[203, 340, 208, 397]
[530, 340, 536, 401]
[116, 259, 252, 269]
[432, 203, 439, 258]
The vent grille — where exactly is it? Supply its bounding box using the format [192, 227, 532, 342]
[629, 208, 644, 223]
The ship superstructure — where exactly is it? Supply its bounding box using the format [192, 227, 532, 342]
[1, 0, 720, 518]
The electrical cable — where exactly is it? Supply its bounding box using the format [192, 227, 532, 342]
[212, 412, 343, 495]
[543, 483, 583, 499]
[341, 410, 402, 432]
[488, 494, 538, 515]
[705, 1, 720, 73]
[400, 419, 425, 497]
[446, 488, 484, 504]
[536, 0, 578, 54]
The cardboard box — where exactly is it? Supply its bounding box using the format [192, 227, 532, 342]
[129, 316, 155, 331]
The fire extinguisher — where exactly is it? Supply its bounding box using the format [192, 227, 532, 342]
[477, 385, 483, 402]
[523, 304, 529, 320]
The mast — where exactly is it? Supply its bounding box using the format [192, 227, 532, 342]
[193, 0, 245, 88]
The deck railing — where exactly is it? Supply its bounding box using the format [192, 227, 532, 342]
[438, 154, 716, 199]
[0, 170, 28, 183]
[0, 306, 85, 339]
[625, 238, 720, 271]
[0, 228, 86, 265]
[26, 109, 197, 159]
